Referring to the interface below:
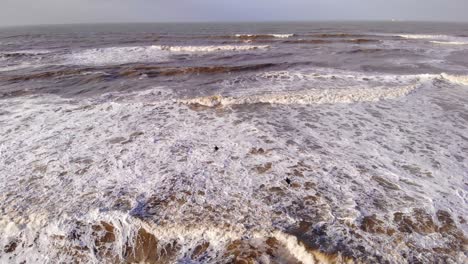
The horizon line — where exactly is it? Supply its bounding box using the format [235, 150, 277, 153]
[1, 19, 468, 28]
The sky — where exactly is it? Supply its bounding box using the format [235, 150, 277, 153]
[1, 0, 467, 26]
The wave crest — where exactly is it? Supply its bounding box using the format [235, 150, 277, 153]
[159, 44, 269, 52]
[430, 41, 468, 45]
[0, 211, 348, 264]
[179, 84, 421, 107]
[66, 45, 269, 65]
[234, 34, 294, 39]
[441, 73, 468, 86]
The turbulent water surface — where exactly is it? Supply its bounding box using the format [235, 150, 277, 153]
[0, 22, 467, 263]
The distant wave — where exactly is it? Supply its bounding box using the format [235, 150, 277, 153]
[234, 34, 294, 39]
[307, 33, 372, 38]
[283, 38, 379, 44]
[0, 63, 281, 83]
[0, 50, 51, 59]
[159, 44, 269, 52]
[430, 41, 468, 45]
[342, 48, 407, 54]
[398, 34, 450, 40]
[397, 34, 468, 44]
[0, 63, 40, 73]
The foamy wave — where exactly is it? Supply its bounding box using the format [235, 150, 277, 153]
[179, 84, 421, 107]
[0, 210, 341, 263]
[398, 34, 450, 40]
[160, 44, 269, 52]
[430, 41, 468, 45]
[397, 34, 468, 44]
[235, 34, 294, 38]
[0, 63, 42, 72]
[67, 46, 169, 65]
[67, 45, 269, 65]
[1, 71, 466, 263]
[441, 73, 468, 86]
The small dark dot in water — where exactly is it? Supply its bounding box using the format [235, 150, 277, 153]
[285, 178, 292, 185]
[214, 146, 219, 152]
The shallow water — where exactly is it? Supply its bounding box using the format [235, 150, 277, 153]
[0, 22, 467, 263]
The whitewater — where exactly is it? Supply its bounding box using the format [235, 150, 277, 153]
[0, 22, 467, 263]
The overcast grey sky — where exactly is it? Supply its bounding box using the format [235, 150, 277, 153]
[1, 0, 467, 26]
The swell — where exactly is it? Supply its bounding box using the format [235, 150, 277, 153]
[118, 63, 280, 78]
[0, 51, 50, 59]
[0, 63, 281, 83]
[0, 68, 106, 83]
[341, 48, 408, 54]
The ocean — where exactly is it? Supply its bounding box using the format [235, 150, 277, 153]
[0, 22, 467, 263]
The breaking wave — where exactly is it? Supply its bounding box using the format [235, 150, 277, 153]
[179, 84, 421, 107]
[66, 45, 269, 65]
[234, 34, 295, 39]
[398, 34, 453, 40]
[283, 39, 379, 44]
[308, 33, 371, 38]
[180, 72, 468, 107]
[397, 34, 468, 44]
[0, 210, 349, 263]
[441, 73, 468, 86]
[159, 45, 270, 52]
[430, 41, 468, 45]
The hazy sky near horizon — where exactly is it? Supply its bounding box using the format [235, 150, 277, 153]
[1, 0, 467, 26]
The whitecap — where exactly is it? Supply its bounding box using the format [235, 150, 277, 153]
[441, 73, 468, 86]
[396, 34, 468, 44]
[179, 83, 422, 107]
[430, 41, 468, 45]
[66, 45, 269, 65]
[234, 34, 294, 38]
[160, 44, 269, 52]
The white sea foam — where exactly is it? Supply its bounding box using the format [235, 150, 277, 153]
[181, 70, 468, 106]
[66, 45, 269, 65]
[441, 73, 468, 86]
[1, 68, 467, 263]
[430, 41, 468, 45]
[159, 44, 269, 52]
[218, 68, 437, 100]
[235, 34, 294, 38]
[397, 34, 468, 44]
[398, 34, 451, 40]
[179, 83, 421, 107]
[0, 63, 43, 72]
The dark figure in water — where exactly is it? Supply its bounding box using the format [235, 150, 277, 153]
[285, 178, 291, 185]
[214, 146, 219, 152]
